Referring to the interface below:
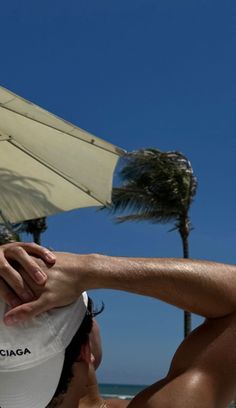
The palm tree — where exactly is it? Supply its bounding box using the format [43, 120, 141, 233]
[0, 211, 20, 244]
[0, 214, 47, 245]
[18, 217, 47, 245]
[0, 225, 20, 244]
[111, 148, 197, 338]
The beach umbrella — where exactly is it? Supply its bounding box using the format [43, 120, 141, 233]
[0, 86, 124, 224]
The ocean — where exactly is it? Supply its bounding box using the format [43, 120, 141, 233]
[99, 384, 236, 407]
[99, 383, 146, 401]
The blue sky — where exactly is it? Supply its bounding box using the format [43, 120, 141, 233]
[1, 0, 236, 384]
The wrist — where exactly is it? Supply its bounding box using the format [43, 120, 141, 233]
[75, 253, 112, 292]
[80, 254, 106, 291]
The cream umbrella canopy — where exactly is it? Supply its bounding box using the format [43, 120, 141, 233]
[0, 86, 125, 225]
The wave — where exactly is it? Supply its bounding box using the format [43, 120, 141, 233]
[102, 393, 133, 400]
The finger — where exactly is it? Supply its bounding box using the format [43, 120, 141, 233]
[6, 246, 48, 285]
[17, 266, 43, 298]
[4, 296, 50, 325]
[0, 260, 35, 302]
[0, 278, 22, 308]
[9, 242, 56, 264]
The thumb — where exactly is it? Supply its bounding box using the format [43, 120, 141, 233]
[4, 296, 49, 326]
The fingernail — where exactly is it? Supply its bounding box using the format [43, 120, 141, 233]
[21, 291, 33, 301]
[45, 252, 55, 262]
[5, 315, 20, 326]
[35, 269, 46, 283]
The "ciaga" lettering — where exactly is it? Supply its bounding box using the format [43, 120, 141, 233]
[0, 348, 31, 357]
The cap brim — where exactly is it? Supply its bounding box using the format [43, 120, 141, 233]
[0, 352, 64, 408]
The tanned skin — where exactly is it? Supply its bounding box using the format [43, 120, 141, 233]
[3, 251, 236, 407]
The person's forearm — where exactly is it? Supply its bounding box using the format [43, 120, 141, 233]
[4, 252, 236, 325]
[81, 254, 236, 318]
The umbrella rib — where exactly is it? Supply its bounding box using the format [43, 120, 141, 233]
[0, 103, 125, 157]
[8, 138, 108, 206]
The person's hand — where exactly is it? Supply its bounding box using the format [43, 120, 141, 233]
[3, 252, 86, 325]
[0, 242, 56, 308]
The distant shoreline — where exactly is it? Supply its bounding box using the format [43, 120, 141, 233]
[99, 383, 146, 401]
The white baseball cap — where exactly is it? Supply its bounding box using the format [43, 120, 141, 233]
[0, 292, 88, 408]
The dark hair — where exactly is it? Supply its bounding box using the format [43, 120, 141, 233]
[50, 297, 104, 401]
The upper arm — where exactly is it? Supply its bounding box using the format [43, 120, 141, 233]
[127, 315, 236, 408]
[168, 314, 236, 377]
[166, 313, 236, 405]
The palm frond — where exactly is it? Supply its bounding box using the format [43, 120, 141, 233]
[112, 186, 182, 216]
[110, 147, 197, 226]
[19, 218, 47, 235]
[114, 212, 178, 224]
[116, 148, 197, 210]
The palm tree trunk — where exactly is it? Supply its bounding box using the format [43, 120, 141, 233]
[32, 231, 41, 245]
[178, 215, 191, 338]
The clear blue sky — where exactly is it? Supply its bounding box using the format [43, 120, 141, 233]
[1, 0, 236, 385]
